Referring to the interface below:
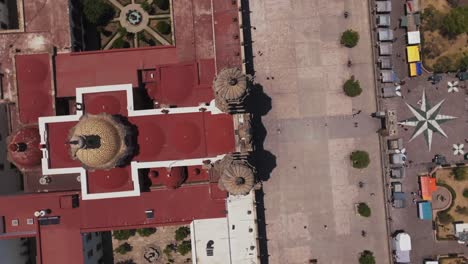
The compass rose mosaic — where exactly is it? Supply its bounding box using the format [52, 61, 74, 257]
[399, 90, 457, 150]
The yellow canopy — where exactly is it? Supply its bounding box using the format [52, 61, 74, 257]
[406, 45, 420, 62]
[409, 63, 417, 76]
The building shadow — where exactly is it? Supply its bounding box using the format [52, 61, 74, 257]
[241, 0, 275, 263]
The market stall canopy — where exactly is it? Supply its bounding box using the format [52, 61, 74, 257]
[418, 201, 432, 220]
[420, 176, 437, 200]
[406, 45, 420, 62]
[407, 31, 421, 44]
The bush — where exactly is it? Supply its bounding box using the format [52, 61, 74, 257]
[163, 244, 176, 257]
[137, 227, 157, 237]
[112, 38, 130, 49]
[141, 1, 152, 12]
[116, 260, 136, 264]
[441, 6, 468, 38]
[455, 206, 468, 215]
[438, 211, 454, 224]
[359, 250, 376, 264]
[155, 0, 170, 10]
[343, 76, 362, 97]
[459, 54, 468, 71]
[117, 27, 128, 36]
[463, 189, 468, 198]
[175, 226, 190, 241]
[433, 56, 457, 73]
[83, 0, 115, 26]
[177, 241, 191, 255]
[453, 167, 467, 181]
[350, 151, 370, 169]
[113, 229, 136, 240]
[340, 29, 359, 48]
[115, 243, 133, 255]
[156, 21, 171, 35]
[357, 203, 371, 217]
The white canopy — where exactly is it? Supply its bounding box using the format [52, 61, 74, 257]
[394, 233, 412, 251]
[407, 31, 421, 44]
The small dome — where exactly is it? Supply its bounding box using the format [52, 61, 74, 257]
[220, 163, 255, 195]
[68, 114, 133, 170]
[213, 68, 247, 101]
[162, 167, 186, 189]
[8, 126, 42, 168]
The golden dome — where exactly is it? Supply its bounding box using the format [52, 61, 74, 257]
[68, 114, 131, 170]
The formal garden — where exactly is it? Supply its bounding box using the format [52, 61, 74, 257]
[420, 0, 468, 72]
[112, 225, 192, 263]
[82, 0, 173, 50]
[434, 166, 468, 240]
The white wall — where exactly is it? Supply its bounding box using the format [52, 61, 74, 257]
[82, 233, 104, 264]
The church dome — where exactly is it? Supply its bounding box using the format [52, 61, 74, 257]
[68, 114, 133, 170]
[8, 126, 42, 169]
[213, 68, 247, 101]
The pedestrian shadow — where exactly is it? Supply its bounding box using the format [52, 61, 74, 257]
[240, 0, 276, 263]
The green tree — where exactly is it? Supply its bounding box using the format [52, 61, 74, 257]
[453, 167, 467, 181]
[350, 151, 370, 169]
[155, 0, 170, 10]
[340, 29, 359, 48]
[177, 241, 191, 256]
[156, 21, 171, 35]
[113, 229, 136, 240]
[137, 227, 157, 237]
[343, 76, 362, 97]
[438, 211, 454, 224]
[175, 226, 190, 241]
[357, 203, 371, 217]
[441, 6, 468, 38]
[83, 0, 115, 26]
[421, 5, 443, 31]
[115, 242, 133, 255]
[117, 27, 128, 36]
[359, 250, 376, 264]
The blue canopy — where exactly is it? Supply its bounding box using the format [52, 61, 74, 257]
[416, 62, 423, 75]
[418, 201, 432, 220]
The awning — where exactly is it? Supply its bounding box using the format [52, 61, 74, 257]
[418, 201, 432, 220]
[406, 45, 420, 62]
[420, 176, 437, 200]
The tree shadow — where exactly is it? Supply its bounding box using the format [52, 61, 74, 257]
[241, 0, 276, 263]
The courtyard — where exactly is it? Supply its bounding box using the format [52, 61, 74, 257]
[79, 0, 174, 50]
[249, 0, 390, 263]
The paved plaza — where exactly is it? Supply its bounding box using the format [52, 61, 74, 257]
[249, 0, 390, 263]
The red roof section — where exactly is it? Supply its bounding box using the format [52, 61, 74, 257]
[420, 176, 437, 200]
[8, 126, 42, 169]
[15, 54, 54, 124]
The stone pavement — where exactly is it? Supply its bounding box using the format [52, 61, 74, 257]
[248, 0, 390, 263]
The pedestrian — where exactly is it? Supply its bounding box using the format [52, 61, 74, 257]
[324, 225, 328, 230]
[370, 193, 375, 196]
